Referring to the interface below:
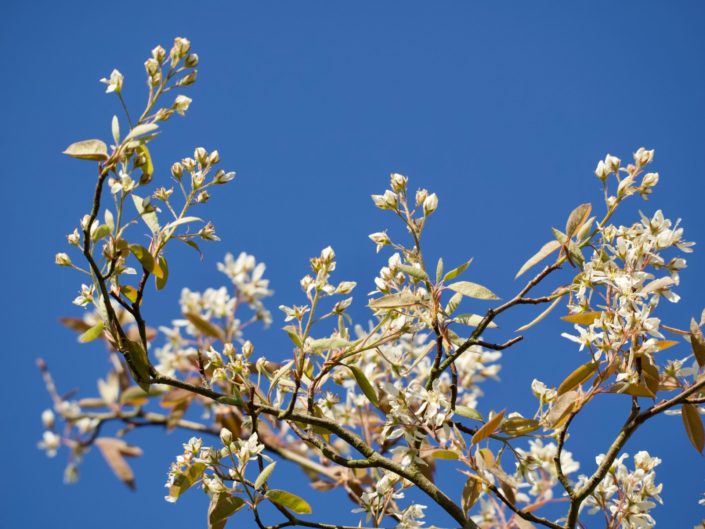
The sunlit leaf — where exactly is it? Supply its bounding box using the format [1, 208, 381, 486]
[455, 405, 484, 422]
[124, 339, 151, 392]
[557, 361, 598, 395]
[164, 216, 204, 232]
[429, 449, 459, 460]
[255, 462, 277, 490]
[461, 476, 482, 515]
[130, 244, 155, 274]
[168, 462, 206, 501]
[398, 264, 428, 281]
[122, 285, 138, 303]
[79, 320, 104, 343]
[501, 417, 540, 436]
[471, 410, 505, 444]
[516, 296, 562, 332]
[443, 258, 473, 282]
[125, 122, 159, 141]
[561, 311, 603, 325]
[368, 290, 419, 309]
[184, 312, 225, 342]
[111, 115, 120, 144]
[63, 139, 109, 161]
[435, 258, 444, 283]
[137, 144, 153, 184]
[131, 194, 160, 235]
[544, 391, 577, 429]
[309, 337, 350, 353]
[453, 313, 497, 329]
[156, 255, 169, 290]
[208, 494, 245, 529]
[447, 281, 499, 301]
[346, 365, 379, 407]
[565, 203, 592, 238]
[515, 241, 561, 280]
[265, 489, 312, 514]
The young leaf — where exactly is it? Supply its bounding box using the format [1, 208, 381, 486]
[125, 339, 152, 392]
[255, 462, 277, 490]
[429, 449, 459, 460]
[79, 320, 104, 343]
[561, 311, 603, 325]
[461, 476, 482, 515]
[63, 139, 109, 161]
[682, 403, 705, 453]
[471, 410, 505, 445]
[131, 194, 160, 235]
[690, 318, 705, 367]
[565, 203, 592, 238]
[265, 489, 312, 514]
[346, 365, 379, 407]
[368, 290, 419, 309]
[164, 216, 204, 232]
[137, 144, 154, 184]
[168, 462, 207, 501]
[445, 292, 464, 315]
[208, 494, 246, 529]
[516, 296, 562, 332]
[455, 405, 484, 422]
[515, 240, 561, 280]
[435, 258, 444, 283]
[501, 417, 540, 436]
[557, 361, 598, 395]
[184, 312, 226, 342]
[443, 258, 473, 283]
[156, 255, 169, 290]
[453, 313, 497, 329]
[94, 438, 142, 490]
[544, 391, 577, 429]
[447, 281, 499, 300]
[130, 244, 155, 274]
[309, 337, 350, 353]
[122, 285, 139, 303]
[111, 115, 120, 144]
[398, 264, 428, 281]
[125, 122, 159, 141]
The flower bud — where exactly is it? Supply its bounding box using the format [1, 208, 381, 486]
[604, 154, 621, 173]
[192, 172, 205, 189]
[171, 162, 184, 180]
[144, 58, 159, 77]
[634, 147, 654, 167]
[199, 222, 220, 241]
[194, 147, 208, 165]
[242, 340, 254, 358]
[383, 190, 398, 208]
[335, 281, 356, 294]
[173, 95, 192, 116]
[208, 150, 220, 165]
[423, 193, 438, 216]
[176, 71, 198, 87]
[369, 231, 391, 252]
[170, 37, 191, 65]
[185, 53, 199, 68]
[55, 253, 72, 267]
[213, 170, 236, 185]
[219, 428, 233, 446]
[594, 160, 609, 182]
[642, 172, 659, 188]
[152, 45, 166, 63]
[320, 246, 336, 263]
[182, 157, 196, 172]
[390, 172, 407, 192]
[415, 188, 429, 206]
[196, 190, 210, 203]
[42, 409, 55, 430]
[67, 229, 81, 246]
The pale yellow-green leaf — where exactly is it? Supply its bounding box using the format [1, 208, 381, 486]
[429, 449, 459, 460]
[111, 115, 120, 144]
[309, 337, 350, 353]
[443, 258, 473, 282]
[453, 313, 497, 329]
[125, 122, 159, 141]
[368, 290, 419, 309]
[515, 296, 562, 332]
[501, 417, 540, 436]
[131, 194, 160, 235]
[515, 240, 561, 280]
[63, 139, 109, 161]
[455, 405, 484, 422]
[124, 339, 152, 392]
[254, 462, 277, 490]
[398, 264, 428, 281]
[265, 489, 312, 514]
[447, 281, 499, 301]
[168, 462, 206, 501]
[346, 365, 379, 407]
[435, 257, 444, 283]
[79, 320, 104, 343]
[156, 255, 169, 290]
[130, 244, 155, 274]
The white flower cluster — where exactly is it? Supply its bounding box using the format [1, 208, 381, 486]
[514, 440, 579, 500]
[577, 451, 663, 529]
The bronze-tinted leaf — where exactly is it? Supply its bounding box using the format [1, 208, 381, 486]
[682, 403, 705, 453]
[461, 475, 482, 514]
[544, 391, 577, 429]
[561, 311, 603, 325]
[94, 438, 143, 490]
[557, 361, 598, 395]
[208, 494, 245, 529]
[565, 203, 592, 239]
[690, 318, 705, 367]
[471, 410, 505, 445]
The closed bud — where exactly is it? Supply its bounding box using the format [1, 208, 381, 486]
[144, 58, 159, 76]
[642, 172, 659, 188]
[55, 253, 72, 267]
[185, 53, 199, 68]
[152, 45, 166, 63]
[634, 147, 654, 167]
[176, 71, 198, 87]
[320, 246, 336, 263]
[208, 150, 220, 165]
[604, 154, 621, 173]
[154, 108, 174, 122]
[173, 95, 192, 116]
[170, 37, 191, 65]
[213, 170, 236, 185]
[194, 147, 208, 165]
[242, 340, 254, 358]
[42, 409, 55, 430]
[390, 172, 407, 192]
[67, 229, 81, 246]
[199, 222, 219, 241]
[182, 157, 196, 172]
[335, 281, 356, 294]
[171, 162, 184, 180]
[594, 160, 609, 182]
[415, 188, 428, 207]
[196, 190, 210, 203]
[383, 190, 398, 208]
[219, 428, 233, 446]
[423, 193, 438, 216]
[192, 172, 205, 189]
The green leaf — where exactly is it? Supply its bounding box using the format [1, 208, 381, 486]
[124, 339, 152, 392]
[164, 216, 204, 233]
[435, 258, 444, 283]
[453, 313, 497, 329]
[283, 325, 303, 348]
[455, 405, 484, 422]
[137, 144, 154, 184]
[501, 417, 540, 436]
[398, 264, 428, 281]
[515, 241, 561, 280]
[184, 312, 225, 342]
[156, 255, 169, 290]
[122, 285, 138, 303]
[63, 139, 109, 161]
[552, 227, 568, 245]
[208, 494, 245, 529]
[368, 290, 419, 309]
[346, 365, 379, 407]
[565, 203, 592, 239]
[79, 321, 104, 343]
[265, 490, 312, 515]
[445, 292, 463, 315]
[125, 122, 159, 141]
[130, 244, 155, 274]
[447, 281, 499, 300]
[131, 194, 160, 235]
[443, 258, 473, 282]
[309, 337, 350, 353]
[254, 462, 277, 490]
[682, 403, 705, 454]
[91, 224, 112, 242]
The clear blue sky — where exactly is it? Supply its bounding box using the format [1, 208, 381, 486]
[3, 1, 705, 528]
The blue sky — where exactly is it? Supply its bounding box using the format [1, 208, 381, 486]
[3, 1, 705, 528]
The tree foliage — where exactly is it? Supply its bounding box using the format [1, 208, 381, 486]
[40, 38, 705, 529]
